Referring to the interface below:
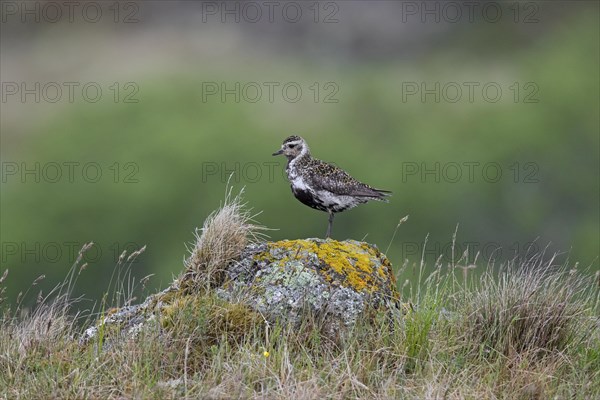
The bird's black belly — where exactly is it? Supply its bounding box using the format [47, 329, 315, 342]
[291, 186, 328, 212]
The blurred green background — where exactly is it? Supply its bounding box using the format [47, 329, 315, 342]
[1, 1, 598, 308]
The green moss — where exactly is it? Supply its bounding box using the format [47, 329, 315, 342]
[210, 302, 262, 338]
[160, 295, 200, 329]
[160, 293, 262, 344]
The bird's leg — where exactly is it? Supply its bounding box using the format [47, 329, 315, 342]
[326, 211, 334, 238]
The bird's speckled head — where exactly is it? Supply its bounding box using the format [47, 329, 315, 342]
[272, 135, 309, 159]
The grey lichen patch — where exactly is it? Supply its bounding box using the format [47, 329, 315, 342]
[80, 284, 183, 347]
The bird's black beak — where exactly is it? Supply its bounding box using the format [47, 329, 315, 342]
[272, 149, 283, 156]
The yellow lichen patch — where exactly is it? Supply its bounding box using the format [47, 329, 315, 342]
[254, 239, 392, 293]
[315, 241, 376, 292]
[106, 307, 120, 316]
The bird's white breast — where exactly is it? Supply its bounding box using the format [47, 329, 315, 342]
[290, 175, 310, 191]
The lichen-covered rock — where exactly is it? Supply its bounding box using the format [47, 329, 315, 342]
[218, 238, 401, 330]
[80, 238, 401, 346]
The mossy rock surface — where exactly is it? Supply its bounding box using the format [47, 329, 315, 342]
[219, 239, 400, 329]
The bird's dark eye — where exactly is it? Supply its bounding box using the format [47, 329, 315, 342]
[288, 144, 297, 148]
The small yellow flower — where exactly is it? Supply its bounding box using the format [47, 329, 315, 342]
[263, 351, 270, 358]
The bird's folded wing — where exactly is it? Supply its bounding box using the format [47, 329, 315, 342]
[310, 160, 388, 198]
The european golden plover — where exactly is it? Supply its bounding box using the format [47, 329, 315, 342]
[272, 135, 391, 238]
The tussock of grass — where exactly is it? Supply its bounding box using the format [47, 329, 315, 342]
[457, 256, 596, 360]
[183, 187, 266, 289]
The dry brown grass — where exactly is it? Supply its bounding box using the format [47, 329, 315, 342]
[456, 255, 597, 361]
[183, 186, 266, 289]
